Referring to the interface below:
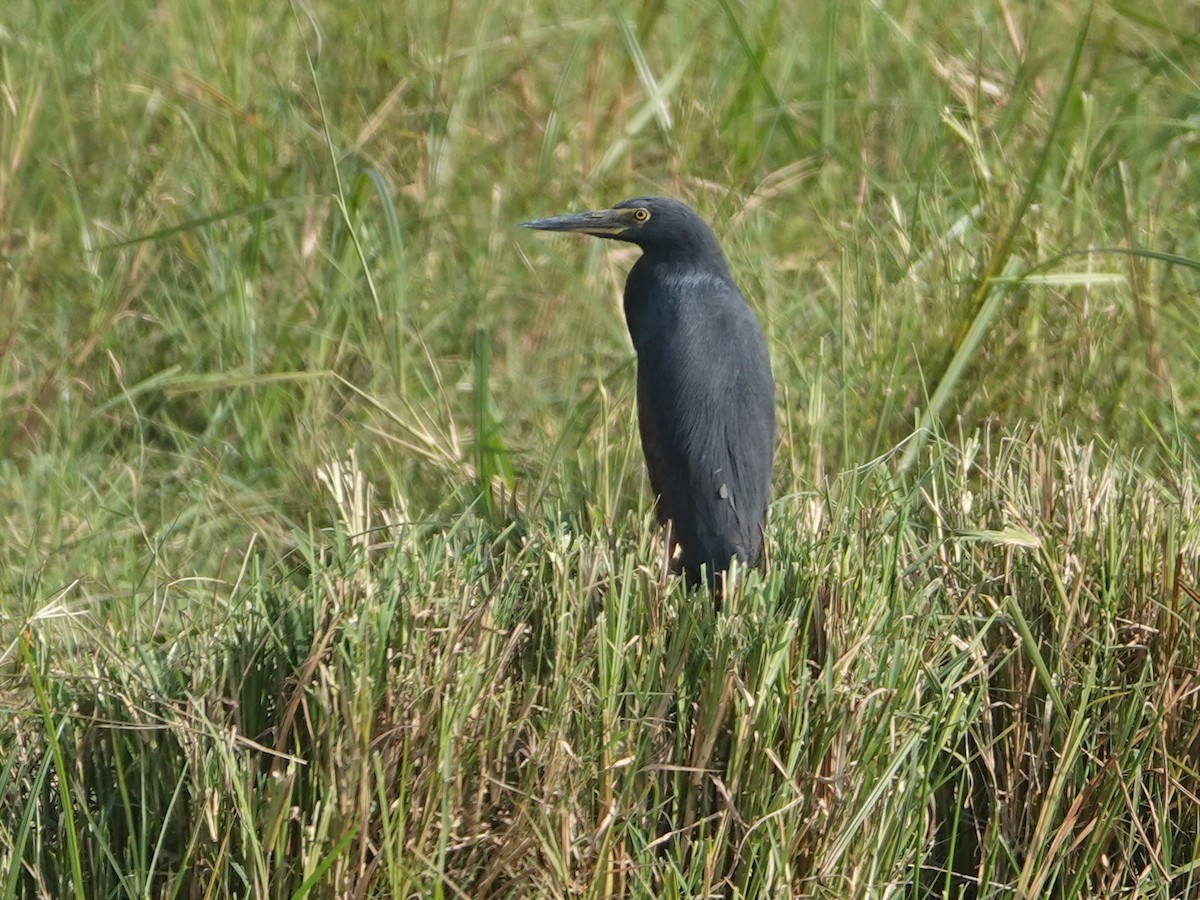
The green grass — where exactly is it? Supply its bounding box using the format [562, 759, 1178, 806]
[2, 0, 1200, 896]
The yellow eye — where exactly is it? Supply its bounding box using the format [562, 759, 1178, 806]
[633, 208, 650, 222]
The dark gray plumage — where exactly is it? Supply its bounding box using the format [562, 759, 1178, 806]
[521, 196, 775, 589]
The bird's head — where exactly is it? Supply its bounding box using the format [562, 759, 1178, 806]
[520, 196, 724, 262]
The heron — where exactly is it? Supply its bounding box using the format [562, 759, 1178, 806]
[522, 196, 775, 590]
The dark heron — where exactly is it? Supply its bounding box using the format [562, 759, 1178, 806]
[521, 196, 775, 589]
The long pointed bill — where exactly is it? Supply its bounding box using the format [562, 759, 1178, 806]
[519, 207, 637, 237]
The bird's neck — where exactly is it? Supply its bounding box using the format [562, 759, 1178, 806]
[635, 245, 732, 282]
[624, 250, 736, 334]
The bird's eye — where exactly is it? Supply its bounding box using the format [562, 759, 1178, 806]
[633, 208, 650, 222]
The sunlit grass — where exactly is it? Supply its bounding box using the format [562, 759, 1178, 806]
[2, 0, 1199, 896]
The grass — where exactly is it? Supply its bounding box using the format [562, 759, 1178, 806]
[2, 0, 1199, 896]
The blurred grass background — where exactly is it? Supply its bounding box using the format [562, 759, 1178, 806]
[2, 0, 1199, 896]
